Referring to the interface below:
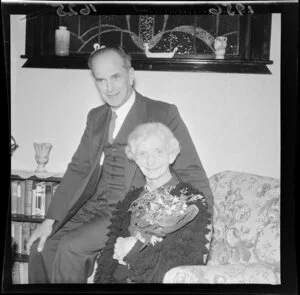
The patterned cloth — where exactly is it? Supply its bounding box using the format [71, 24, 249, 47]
[163, 264, 279, 284]
[163, 171, 281, 284]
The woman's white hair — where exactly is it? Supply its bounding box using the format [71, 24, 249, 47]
[125, 122, 181, 161]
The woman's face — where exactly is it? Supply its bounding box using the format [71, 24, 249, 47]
[134, 135, 174, 181]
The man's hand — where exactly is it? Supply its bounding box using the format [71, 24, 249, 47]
[113, 237, 137, 265]
[27, 219, 55, 254]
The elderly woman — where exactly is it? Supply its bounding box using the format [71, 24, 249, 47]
[94, 122, 211, 283]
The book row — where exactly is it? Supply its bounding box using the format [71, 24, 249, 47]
[11, 222, 39, 255]
[12, 262, 28, 284]
[11, 180, 60, 218]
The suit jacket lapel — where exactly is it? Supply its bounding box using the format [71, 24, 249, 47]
[52, 106, 111, 235]
[90, 105, 111, 164]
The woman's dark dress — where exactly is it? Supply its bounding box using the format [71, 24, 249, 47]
[94, 177, 211, 283]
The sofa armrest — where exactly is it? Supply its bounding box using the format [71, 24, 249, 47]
[163, 264, 279, 284]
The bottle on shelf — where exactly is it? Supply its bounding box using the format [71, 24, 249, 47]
[55, 26, 70, 56]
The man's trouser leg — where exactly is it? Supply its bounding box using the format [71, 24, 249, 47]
[28, 208, 110, 283]
[51, 212, 110, 283]
[28, 217, 83, 283]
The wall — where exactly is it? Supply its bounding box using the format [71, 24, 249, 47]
[10, 14, 280, 178]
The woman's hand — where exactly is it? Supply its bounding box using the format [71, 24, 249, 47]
[150, 235, 163, 245]
[113, 237, 137, 265]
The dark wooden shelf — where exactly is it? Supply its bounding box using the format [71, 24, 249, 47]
[132, 57, 273, 74]
[21, 55, 273, 74]
[11, 174, 62, 183]
[14, 253, 29, 263]
[11, 215, 44, 223]
[19, 13, 273, 74]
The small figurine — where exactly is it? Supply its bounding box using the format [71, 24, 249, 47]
[144, 43, 178, 58]
[214, 36, 227, 59]
[93, 43, 106, 52]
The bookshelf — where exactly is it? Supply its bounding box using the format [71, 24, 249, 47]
[10, 170, 63, 284]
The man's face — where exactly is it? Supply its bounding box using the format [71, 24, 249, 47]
[91, 51, 134, 109]
[134, 135, 175, 181]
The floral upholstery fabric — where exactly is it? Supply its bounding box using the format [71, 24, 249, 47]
[163, 171, 280, 284]
[163, 264, 279, 284]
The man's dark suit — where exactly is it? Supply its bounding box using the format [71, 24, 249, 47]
[29, 91, 213, 283]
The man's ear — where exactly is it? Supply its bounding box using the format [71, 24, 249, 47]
[129, 67, 135, 86]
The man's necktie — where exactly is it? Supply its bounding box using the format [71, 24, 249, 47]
[108, 111, 117, 144]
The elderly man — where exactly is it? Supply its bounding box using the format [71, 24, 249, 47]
[27, 46, 213, 283]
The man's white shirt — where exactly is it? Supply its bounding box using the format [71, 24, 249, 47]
[99, 91, 136, 165]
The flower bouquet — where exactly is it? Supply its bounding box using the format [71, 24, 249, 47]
[128, 187, 203, 242]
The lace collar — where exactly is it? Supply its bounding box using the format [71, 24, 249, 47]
[143, 174, 179, 195]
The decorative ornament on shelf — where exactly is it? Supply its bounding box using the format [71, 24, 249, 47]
[214, 36, 228, 59]
[93, 43, 106, 52]
[144, 43, 178, 58]
[33, 142, 52, 174]
[11, 135, 19, 157]
[55, 26, 70, 56]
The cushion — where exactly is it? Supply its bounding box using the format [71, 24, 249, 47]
[163, 263, 279, 284]
[207, 171, 280, 273]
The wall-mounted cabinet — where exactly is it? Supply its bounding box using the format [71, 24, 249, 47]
[20, 6, 273, 73]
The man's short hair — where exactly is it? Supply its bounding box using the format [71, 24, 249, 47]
[88, 46, 132, 70]
[125, 122, 181, 161]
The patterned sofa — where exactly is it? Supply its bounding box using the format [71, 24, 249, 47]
[163, 170, 280, 284]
